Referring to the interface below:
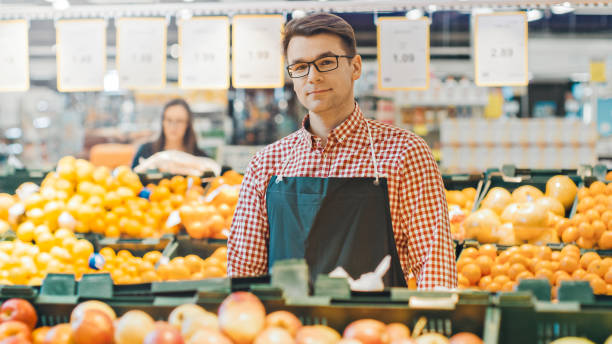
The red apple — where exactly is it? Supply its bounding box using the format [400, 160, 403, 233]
[218, 292, 266, 344]
[32, 327, 50, 344]
[43, 324, 72, 344]
[168, 304, 210, 329]
[70, 309, 113, 344]
[143, 322, 184, 344]
[387, 323, 410, 342]
[265, 311, 302, 337]
[186, 328, 232, 344]
[0, 321, 31, 342]
[0, 336, 31, 344]
[70, 301, 116, 324]
[415, 333, 449, 344]
[0, 299, 38, 330]
[449, 332, 483, 344]
[296, 325, 341, 344]
[115, 310, 155, 344]
[339, 340, 363, 344]
[254, 327, 294, 344]
[343, 319, 389, 344]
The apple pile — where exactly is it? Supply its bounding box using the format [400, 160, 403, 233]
[0, 298, 38, 344]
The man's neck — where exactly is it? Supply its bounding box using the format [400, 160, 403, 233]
[308, 101, 356, 146]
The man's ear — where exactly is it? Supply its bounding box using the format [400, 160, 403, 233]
[351, 54, 362, 81]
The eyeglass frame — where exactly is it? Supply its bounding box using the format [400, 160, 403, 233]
[286, 55, 355, 78]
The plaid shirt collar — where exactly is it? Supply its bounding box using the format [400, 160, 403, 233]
[299, 102, 364, 150]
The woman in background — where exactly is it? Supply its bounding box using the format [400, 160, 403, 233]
[132, 98, 207, 169]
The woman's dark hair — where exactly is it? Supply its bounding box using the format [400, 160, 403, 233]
[151, 98, 204, 156]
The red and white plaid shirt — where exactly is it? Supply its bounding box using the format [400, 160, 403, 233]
[228, 103, 457, 289]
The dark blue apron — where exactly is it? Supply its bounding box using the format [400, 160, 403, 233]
[265, 121, 406, 288]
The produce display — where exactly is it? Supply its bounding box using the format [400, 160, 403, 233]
[559, 181, 612, 249]
[461, 175, 578, 245]
[457, 244, 612, 296]
[0, 156, 242, 240]
[0, 295, 489, 344]
[446, 187, 477, 241]
[0, 230, 227, 285]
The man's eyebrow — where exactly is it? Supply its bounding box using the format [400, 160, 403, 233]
[289, 51, 338, 64]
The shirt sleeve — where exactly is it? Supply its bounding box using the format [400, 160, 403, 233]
[399, 136, 457, 289]
[227, 155, 269, 277]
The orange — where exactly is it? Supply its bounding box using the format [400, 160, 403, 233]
[491, 263, 510, 278]
[589, 181, 606, 195]
[170, 176, 187, 194]
[561, 244, 580, 257]
[518, 244, 536, 258]
[502, 281, 515, 292]
[561, 226, 579, 243]
[572, 268, 587, 280]
[478, 275, 492, 289]
[534, 246, 552, 261]
[184, 255, 204, 274]
[166, 265, 191, 281]
[576, 236, 596, 250]
[598, 231, 612, 250]
[508, 254, 530, 268]
[589, 277, 607, 294]
[493, 275, 511, 286]
[508, 263, 527, 281]
[486, 282, 502, 293]
[554, 271, 571, 286]
[72, 240, 94, 260]
[534, 260, 553, 273]
[580, 252, 601, 270]
[601, 210, 612, 226]
[99, 247, 116, 260]
[461, 263, 482, 285]
[587, 259, 607, 278]
[143, 251, 162, 265]
[607, 181, 612, 194]
[604, 268, 612, 284]
[551, 251, 561, 262]
[207, 214, 226, 234]
[217, 203, 234, 219]
[496, 251, 512, 265]
[212, 247, 228, 261]
[535, 268, 554, 285]
[592, 220, 606, 239]
[516, 270, 534, 281]
[550, 261, 560, 272]
[559, 256, 579, 274]
[555, 219, 571, 237]
[577, 222, 594, 240]
[584, 209, 600, 223]
[577, 187, 590, 200]
[105, 225, 120, 238]
[202, 265, 225, 278]
[458, 273, 470, 287]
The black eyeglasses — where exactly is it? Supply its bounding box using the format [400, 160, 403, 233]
[286, 55, 354, 78]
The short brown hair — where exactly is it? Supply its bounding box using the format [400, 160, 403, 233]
[282, 13, 356, 57]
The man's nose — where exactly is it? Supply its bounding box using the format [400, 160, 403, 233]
[306, 64, 322, 82]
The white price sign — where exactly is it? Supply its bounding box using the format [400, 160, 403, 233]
[0, 20, 29, 91]
[474, 12, 528, 86]
[179, 17, 229, 89]
[377, 18, 429, 90]
[232, 15, 284, 88]
[56, 19, 106, 92]
[116, 18, 166, 89]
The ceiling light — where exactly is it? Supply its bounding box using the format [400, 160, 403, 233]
[178, 8, 193, 20]
[527, 9, 543, 22]
[551, 2, 575, 15]
[291, 10, 306, 19]
[406, 9, 424, 20]
[471, 8, 494, 15]
[52, 0, 70, 10]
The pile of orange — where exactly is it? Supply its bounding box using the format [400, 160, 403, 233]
[457, 244, 612, 297]
[98, 246, 227, 284]
[179, 171, 242, 240]
[446, 187, 477, 241]
[556, 181, 612, 249]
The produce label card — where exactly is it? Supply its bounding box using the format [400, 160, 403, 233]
[56, 19, 106, 92]
[377, 17, 429, 90]
[0, 20, 29, 91]
[232, 15, 284, 88]
[116, 18, 166, 89]
[179, 17, 230, 89]
[474, 12, 528, 86]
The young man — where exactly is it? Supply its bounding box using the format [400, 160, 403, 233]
[228, 13, 457, 289]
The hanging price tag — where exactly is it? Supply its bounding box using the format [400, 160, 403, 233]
[474, 12, 528, 86]
[56, 19, 106, 92]
[116, 18, 166, 89]
[377, 18, 429, 90]
[0, 20, 29, 91]
[179, 17, 229, 89]
[232, 15, 284, 88]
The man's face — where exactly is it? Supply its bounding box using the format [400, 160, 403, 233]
[286, 33, 361, 116]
